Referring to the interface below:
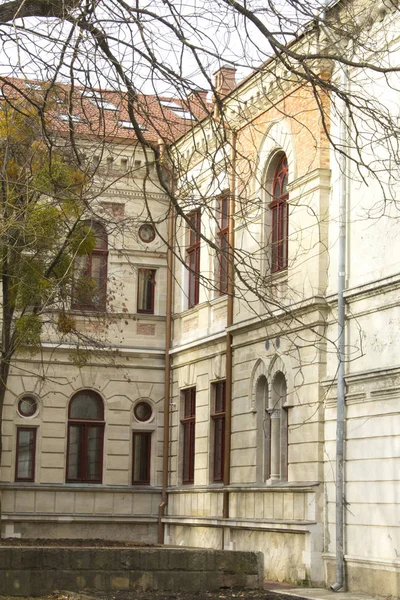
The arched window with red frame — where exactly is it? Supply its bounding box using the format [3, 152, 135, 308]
[66, 390, 105, 483]
[270, 155, 288, 272]
[72, 221, 108, 311]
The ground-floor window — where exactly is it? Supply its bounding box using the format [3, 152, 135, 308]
[66, 390, 105, 483]
[212, 381, 226, 482]
[15, 428, 36, 482]
[132, 431, 151, 484]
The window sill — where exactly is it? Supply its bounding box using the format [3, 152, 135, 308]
[168, 481, 321, 493]
[2, 482, 162, 492]
[69, 308, 108, 315]
[210, 294, 227, 306]
[265, 268, 288, 284]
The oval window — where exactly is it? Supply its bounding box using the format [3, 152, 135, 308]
[138, 224, 156, 243]
[18, 396, 38, 418]
[134, 401, 152, 422]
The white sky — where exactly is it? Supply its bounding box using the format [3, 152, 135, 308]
[0, 0, 329, 96]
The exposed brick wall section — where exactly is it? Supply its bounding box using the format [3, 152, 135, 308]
[236, 82, 331, 198]
[0, 546, 264, 596]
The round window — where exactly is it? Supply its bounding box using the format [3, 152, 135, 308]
[134, 401, 152, 422]
[138, 223, 156, 243]
[18, 396, 38, 418]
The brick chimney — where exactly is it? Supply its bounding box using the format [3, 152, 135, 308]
[213, 65, 237, 98]
[187, 88, 209, 105]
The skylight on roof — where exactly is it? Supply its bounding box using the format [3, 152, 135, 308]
[59, 114, 83, 123]
[119, 120, 146, 131]
[26, 83, 41, 90]
[81, 90, 102, 99]
[160, 99, 183, 110]
[175, 110, 196, 120]
[159, 99, 195, 120]
[90, 99, 118, 111]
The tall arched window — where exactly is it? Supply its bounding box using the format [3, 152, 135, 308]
[66, 390, 105, 483]
[72, 221, 108, 311]
[268, 371, 288, 482]
[255, 375, 269, 483]
[270, 155, 288, 272]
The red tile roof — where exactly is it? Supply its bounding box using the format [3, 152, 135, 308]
[0, 77, 211, 145]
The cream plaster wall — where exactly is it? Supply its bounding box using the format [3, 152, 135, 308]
[0, 140, 168, 540]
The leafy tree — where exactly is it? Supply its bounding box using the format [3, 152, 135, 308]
[0, 92, 97, 461]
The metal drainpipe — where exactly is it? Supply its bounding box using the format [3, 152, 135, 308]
[331, 64, 348, 592]
[223, 130, 237, 522]
[158, 141, 175, 544]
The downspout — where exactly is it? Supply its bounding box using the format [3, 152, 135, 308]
[158, 141, 175, 544]
[331, 64, 348, 592]
[223, 130, 237, 520]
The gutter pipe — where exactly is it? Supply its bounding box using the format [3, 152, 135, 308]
[158, 141, 175, 544]
[223, 130, 237, 520]
[331, 63, 348, 592]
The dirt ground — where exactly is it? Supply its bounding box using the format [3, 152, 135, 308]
[0, 593, 307, 600]
[86, 589, 308, 600]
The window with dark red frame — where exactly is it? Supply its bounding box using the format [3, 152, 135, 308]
[217, 196, 229, 296]
[181, 387, 196, 483]
[270, 156, 289, 273]
[15, 427, 36, 482]
[66, 390, 105, 483]
[186, 210, 201, 308]
[72, 221, 108, 311]
[212, 381, 226, 482]
[132, 432, 151, 484]
[137, 269, 156, 314]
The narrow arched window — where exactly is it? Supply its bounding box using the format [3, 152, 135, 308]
[66, 390, 105, 483]
[270, 156, 288, 272]
[255, 375, 269, 483]
[268, 371, 288, 482]
[72, 221, 108, 311]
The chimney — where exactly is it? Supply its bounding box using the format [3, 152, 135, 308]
[187, 87, 209, 106]
[213, 65, 237, 98]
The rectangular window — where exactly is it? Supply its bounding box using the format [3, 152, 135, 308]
[212, 381, 226, 482]
[15, 428, 36, 482]
[186, 210, 201, 308]
[181, 387, 196, 483]
[72, 222, 108, 311]
[132, 432, 151, 484]
[66, 423, 104, 483]
[217, 196, 229, 296]
[137, 268, 156, 314]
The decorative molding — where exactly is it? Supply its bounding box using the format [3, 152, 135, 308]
[370, 385, 400, 399]
[137, 323, 156, 336]
[345, 392, 367, 404]
[322, 364, 400, 387]
[287, 167, 331, 194]
[96, 188, 167, 201]
[182, 316, 199, 334]
[100, 201, 125, 219]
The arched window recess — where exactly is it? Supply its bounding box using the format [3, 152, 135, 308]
[66, 390, 105, 483]
[270, 155, 289, 273]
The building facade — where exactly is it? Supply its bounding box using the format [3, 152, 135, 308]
[1, 0, 400, 596]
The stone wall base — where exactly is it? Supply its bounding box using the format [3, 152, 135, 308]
[0, 546, 264, 597]
[165, 523, 312, 585]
